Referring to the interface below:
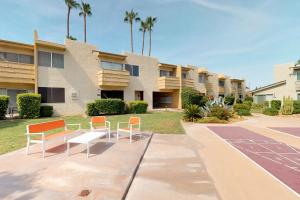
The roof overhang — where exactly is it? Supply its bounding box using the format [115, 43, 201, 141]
[158, 63, 177, 69]
[250, 80, 286, 94]
[0, 39, 34, 51]
[231, 78, 244, 82]
[197, 67, 208, 74]
[218, 74, 226, 79]
[291, 64, 300, 70]
[94, 51, 127, 61]
[35, 40, 66, 51]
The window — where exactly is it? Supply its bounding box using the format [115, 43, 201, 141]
[38, 51, 51, 67]
[238, 83, 242, 89]
[38, 87, 65, 103]
[101, 61, 123, 71]
[219, 80, 225, 87]
[0, 88, 6, 95]
[298, 93, 300, 100]
[52, 53, 64, 68]
[160, 70, 174, 77]
[0, 52, 34, 64]
[198, 74, 205, 83]
[125, 64, 139, 76]
[182, 72, 187, 79]
[297, 71, 300, 81]
[38, 51, 64, 68]
[135, 91, 144, 100]
[101, 90, 124, 100]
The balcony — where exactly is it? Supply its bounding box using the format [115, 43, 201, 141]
[158, 77, 180, 90]
[219, 86, 225, 94]
[0, 61, 35, 84]
[98, 69, 129, 87]
[296, 81, 300, 91]
[182, 79, 194, 88]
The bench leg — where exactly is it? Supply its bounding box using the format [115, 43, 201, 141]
[117, 130, 119, 140]
[67, 142, 70, 156]
[87, 143, 90, 158]
[26, 139, 30, 155]
[42, 142, 45, 158]
[130, 131, 132, 144]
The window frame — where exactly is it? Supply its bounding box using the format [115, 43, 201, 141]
[198, 74, 205, 83]
[38, 87, 65, 103]
[125, 64, 139, 77]
[219, 80, 225, 87]
[0, 51, 34, 64]
[38, 51, 64, 69]
[101, 61, 124, 71]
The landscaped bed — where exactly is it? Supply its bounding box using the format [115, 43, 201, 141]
[0, 111, 183, 155]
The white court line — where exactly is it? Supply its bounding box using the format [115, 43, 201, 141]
[264, 127, 300, 140]
[204, 126, 300, 198]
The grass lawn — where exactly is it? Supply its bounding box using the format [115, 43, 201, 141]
[0, 111, 183, 155]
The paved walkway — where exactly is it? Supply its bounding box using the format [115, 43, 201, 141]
[0, 132, 151, 200]
[126, 134, 220, 200]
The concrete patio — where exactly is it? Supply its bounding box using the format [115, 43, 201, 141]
[0, 132, 151, 200]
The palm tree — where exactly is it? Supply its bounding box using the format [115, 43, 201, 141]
[139, 20, 148, 55]
[124, 9, 140, 53]
[64, 0, 80, 38]
[146, 16, 157, 56]
[79, 1, 92, 43]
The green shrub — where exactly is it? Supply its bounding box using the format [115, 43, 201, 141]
[233, 103, 251, 112]
[197, 117, 227, 124]
[40, 105, 53, 117]
[128, 101, 148, 114]
[208, 105, 231, 120]
[251, 103, 264, 113]
[224, 95, 235, 105]
[0, 95, 9, 120]
[94, 99, 125, 115]
[183, 104, 203, 122]
[243, 100, 252, 107]
[293, 100, 300, 114]
[237, 109, 251, 116]
[263, 101, 270, 108]
[86, 102, 98, 116]
[17, 93, 41, 119]
[271, 100, 281, 110]
[236, 98, 243, 103]
[281, 96, 294, 115]
[199, 96, 209, 107]
[263, 107, 279, 116]
[181, 87, 201, 108]
[244, 96, 253, 102]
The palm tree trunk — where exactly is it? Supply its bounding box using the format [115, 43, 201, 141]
[149, 30, 152, 56]
[67, 7, 70, 38]
[84, 16, 86, 43]
[130, 23, 133, 53]
[141, 31, 145, 55]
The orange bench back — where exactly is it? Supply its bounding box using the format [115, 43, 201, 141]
[27, 120, 65, 133]
[129, 117, 140, 125]
[91, 116, 106, 124]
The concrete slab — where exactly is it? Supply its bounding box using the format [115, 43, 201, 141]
[0, 132, 151, 200]
[126, 134, 220, 200]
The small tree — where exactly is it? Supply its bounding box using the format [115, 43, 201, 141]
[281, 96, 294, 115]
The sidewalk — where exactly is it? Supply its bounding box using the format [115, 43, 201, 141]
[126, 134, 220, 200]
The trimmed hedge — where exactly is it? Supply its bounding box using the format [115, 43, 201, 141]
[263, 107, 279, 116]
[224, 95, 235, 105]
[233, 103, 251, 112]
[0, 95, 9, 120]
[40, 105, 53, 117]
[86, 99, 126, 116]
[293, 100, 300, 114]
[181, 87, 201, 108]
[17, 93, 41, 119]
[271, 100, 281, 110]
[237, 109, 251, 116]
[128, 101, 148, 114]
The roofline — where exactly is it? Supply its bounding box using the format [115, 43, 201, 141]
[0, 39, 34, 50]
[93, 50, 127, 60]
[250, 80, 286, 94]
[35, 40, 66, 50]
[159, 63, 177, 68]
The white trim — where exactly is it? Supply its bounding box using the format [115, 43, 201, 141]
[204, 126, 300, 198]
[264, 127, 300, 140]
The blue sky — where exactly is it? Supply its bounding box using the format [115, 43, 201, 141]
[1, 0, 300, 89]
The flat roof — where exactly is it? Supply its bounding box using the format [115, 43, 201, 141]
[250, 80, 286, 94]
[159, 63, 177, 68]
[35, 40, 66, 51]
[94, 50, 127, 61]
[0, 39, 34, 50]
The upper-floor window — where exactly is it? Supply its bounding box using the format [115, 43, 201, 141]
[101, 61, 123, 71]
[182, 72, 187, 79]
[160, 70, 174, 77]
[38, 51, 64, 68]
[238, 83, 242, 89]
[125, 64, 139, 76]
[0, 51, 33, 64]
[298, 93, 300, 100]
[198, 74, 206, 83]
[38, 87, 65, 103]
[296, 71, 300, 81]
[219, 80, 225, 87]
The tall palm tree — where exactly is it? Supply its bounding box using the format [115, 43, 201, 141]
[64, 0, 80, 38]
[139, 20, 148, 55]
[79, 1, 92, 43]
[146, 16, 157, 56]
[124, 9, 140, 53]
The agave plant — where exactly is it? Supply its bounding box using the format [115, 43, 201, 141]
[202, 97, 232, 120]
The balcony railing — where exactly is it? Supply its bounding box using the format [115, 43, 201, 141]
[219, 86, 225, 94]
[98, 69, 129, 87]
[182, 78, 194, 88]
[0, 61, 35, 84]
[158, 76, 180, 90]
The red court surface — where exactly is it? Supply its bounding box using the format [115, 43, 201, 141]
[207, 126, 300, 196]
[269, 127, 300, 138]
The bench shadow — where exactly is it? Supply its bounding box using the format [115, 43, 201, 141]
[78, 142, 115, 158]
[117, 133, 151, 143]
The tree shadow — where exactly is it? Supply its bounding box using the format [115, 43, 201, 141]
[0, 171, 40, 200]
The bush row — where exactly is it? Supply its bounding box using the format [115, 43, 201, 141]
[233, 103, 251, 116]
[86, 99, 148, 116]
[181, 88, 208, 108]
[0, 95, 9, 120]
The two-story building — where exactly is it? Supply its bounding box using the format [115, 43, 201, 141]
[0, 31, 246, 115]
[251, 63, 300, 103]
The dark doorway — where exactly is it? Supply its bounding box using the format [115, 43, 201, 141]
[153, 92, 174, 108]
[135, 91, 144, 101]
[101, 90, 124, 100]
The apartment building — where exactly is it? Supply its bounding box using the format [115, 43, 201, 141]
[251, 63, 300, 103]
[0, 31, 246, 115]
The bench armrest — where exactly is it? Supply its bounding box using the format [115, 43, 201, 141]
[66, 123, 81, 130]
[105, 121, 111, 128]
[25, 132, 45, 140]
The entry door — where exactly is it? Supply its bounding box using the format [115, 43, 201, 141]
[7, 90, 26, 107]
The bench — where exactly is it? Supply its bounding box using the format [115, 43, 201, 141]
[25, 120, 81, 158]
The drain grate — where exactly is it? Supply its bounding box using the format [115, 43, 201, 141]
[78, 189, 91, 197]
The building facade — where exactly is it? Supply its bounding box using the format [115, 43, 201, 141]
[0, 31, 246, 115]
[251, 63, 300, 104]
